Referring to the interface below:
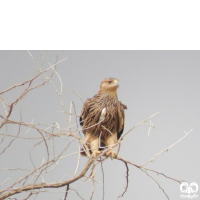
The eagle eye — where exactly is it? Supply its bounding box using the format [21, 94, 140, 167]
[108, 81, 112, 84]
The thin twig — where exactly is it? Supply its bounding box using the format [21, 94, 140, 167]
[0, 178, 10, 186]
[73, 140, 81, 178]
[120, 112, 160, 141]
[70, 89, 84, 104]
[142, 129, 193, 167]
[64, 184, 69, 200]
[100, 161, 105, 200]
[0, 119, 21, 155]
[90, 178, 95, 200]
[69, 188, 84, 200]
[141, 168, 169, 200]
[118, 162, 129, 198]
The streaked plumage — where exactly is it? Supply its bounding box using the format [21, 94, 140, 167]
[80, 78, 127, 159]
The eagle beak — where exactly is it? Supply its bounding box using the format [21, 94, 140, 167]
[114, 80, 119, 87]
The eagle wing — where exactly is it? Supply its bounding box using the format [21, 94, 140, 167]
[80, 98, 127, 140]
[117, 102, 127, 140]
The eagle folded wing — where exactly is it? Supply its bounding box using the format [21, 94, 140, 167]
[117, 102, 127, 140]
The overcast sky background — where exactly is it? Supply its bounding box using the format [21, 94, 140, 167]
[0, 51, 199, 200]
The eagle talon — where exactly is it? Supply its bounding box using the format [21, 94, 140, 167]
[91, 150, 101, 157]
[106, 149, 116, 160]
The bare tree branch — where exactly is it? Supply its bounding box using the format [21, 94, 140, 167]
[142, 129, 193, 167]
[0, 55, 191, 200]
[0, 158, 95, 200]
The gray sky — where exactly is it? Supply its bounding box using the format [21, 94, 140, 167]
[0, 51, 199, 200]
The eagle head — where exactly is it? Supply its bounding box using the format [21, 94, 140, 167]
[99, 78, 119, 92]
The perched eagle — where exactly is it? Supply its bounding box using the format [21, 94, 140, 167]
[80, 78, 127, 159]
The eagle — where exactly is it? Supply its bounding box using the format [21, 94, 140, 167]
[80, 78, 127, 159]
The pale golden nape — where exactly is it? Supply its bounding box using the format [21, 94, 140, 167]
[80, 78, 127, 160]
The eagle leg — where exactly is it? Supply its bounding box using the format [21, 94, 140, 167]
[90, 138, 101, 157]
[106, 149, 116, 160]
[105, 133, 117, 160]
